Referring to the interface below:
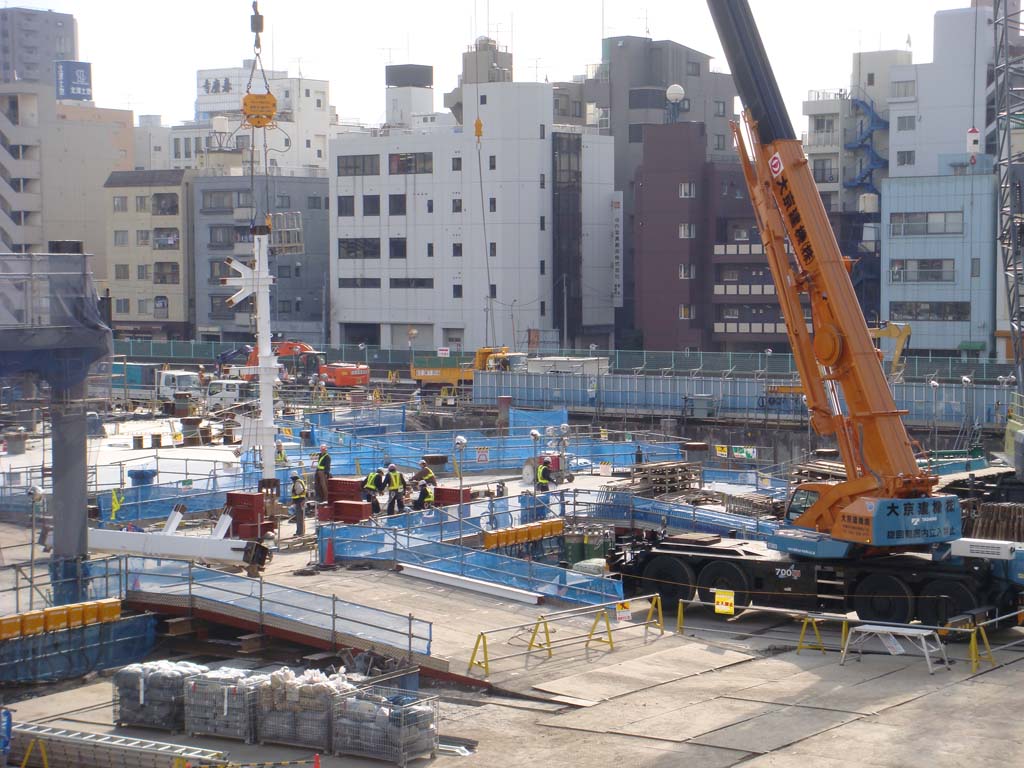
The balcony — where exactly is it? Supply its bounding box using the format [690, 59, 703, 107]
[152, 229, 180, 250]
[233, 207, 252, 222]
[802, 131, 839, 149]
[713, 283, 776, 297]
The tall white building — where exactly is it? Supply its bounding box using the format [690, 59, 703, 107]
[329, 58, 614, 352]
[134, 61, 357, 176]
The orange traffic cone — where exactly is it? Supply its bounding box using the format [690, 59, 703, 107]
[324, 535, 334, 565]
[313, 755, 320, 768]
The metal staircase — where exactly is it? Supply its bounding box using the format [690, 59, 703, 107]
[844, 95, 889, 196]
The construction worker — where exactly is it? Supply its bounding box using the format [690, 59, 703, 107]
[410, 459, 437, 486]
[536, 456, 555, 493]
[413, 479, 434, 511]
[363, 466, 386, 515]
[386, 463, 408, 515]
[289, 472, 307, 536]
[313, 444, 331, 502]
[275, 440, 288, 466]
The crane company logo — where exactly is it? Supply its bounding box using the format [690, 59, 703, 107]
[768, 152, 784, 178]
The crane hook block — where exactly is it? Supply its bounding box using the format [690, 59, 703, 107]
[474, 117, 483, 139]
[242, 92, 276, 128]
[251, 2, 264, 34]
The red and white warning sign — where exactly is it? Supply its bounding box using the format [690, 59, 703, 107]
[768, 152, 784, 178]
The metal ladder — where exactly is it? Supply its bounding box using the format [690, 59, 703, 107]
[10, 722, 227, 767]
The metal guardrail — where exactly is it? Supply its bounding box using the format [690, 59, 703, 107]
[111, 339, 1019, 384]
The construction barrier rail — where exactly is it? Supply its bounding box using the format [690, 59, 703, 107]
[467, 594, 664, 677]
[125, 558, 432, 657]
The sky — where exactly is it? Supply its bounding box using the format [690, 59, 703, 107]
[41, 0, 961, 128]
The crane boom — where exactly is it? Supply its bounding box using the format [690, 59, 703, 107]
[707, 0, 958, 548]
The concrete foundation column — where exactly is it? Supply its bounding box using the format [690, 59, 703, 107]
[50, 387, 88, 559]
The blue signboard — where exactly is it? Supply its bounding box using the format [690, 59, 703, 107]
[55, 60, 92, 101]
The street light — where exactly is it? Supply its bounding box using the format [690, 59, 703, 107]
[358, 341, 368, 369]
[930, 379, 940, 450]
[455, 434, 467, 574]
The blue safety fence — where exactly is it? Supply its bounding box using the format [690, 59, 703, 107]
[318, 524, 622, 605]
[123, 558, 432, 656]
[96, 472, 258, 524]
[0, 615, 157, 683]
[509, 407, 569, 431]
[584, 491, 779, 540]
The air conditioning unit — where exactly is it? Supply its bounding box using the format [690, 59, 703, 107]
[949, 538, 1018, 560]
[858, 193, 879, 213]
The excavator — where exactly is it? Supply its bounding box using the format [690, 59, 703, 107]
[239, 340, 369, 388]
[608, 0, 1024, 625]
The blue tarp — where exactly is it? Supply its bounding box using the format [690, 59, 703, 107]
[509, 407, 569, 431]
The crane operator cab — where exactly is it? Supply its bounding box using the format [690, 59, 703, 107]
[786, 487, 820, 523]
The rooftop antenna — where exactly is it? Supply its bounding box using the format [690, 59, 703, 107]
[529, 57, 543, 82]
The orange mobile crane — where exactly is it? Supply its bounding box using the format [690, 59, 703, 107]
[608, 0, 1024, 625]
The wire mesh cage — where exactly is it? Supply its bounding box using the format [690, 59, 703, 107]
[112, 661, 208, 732]
[333, 685, 439, 767]
[254, 667, 356, 751]
[184, 668, 260, 743]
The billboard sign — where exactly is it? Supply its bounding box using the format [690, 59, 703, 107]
[55, 61, 92, 101]
[610, 191, 624, 308]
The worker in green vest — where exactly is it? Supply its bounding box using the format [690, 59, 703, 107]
[413, 479, 435, 511]
[314, 443, 331, 501]
[363, 466, 386, 515]
[536, 456, 555, 492]
[386, 463, 407, 515]
[289, 472, 307, 536]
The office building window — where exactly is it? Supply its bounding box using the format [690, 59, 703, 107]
[115, 298, 129, 314]
[714, 134, 727, 151]
[136, 230, 150, 247]
[390, 277, 434, 289]
[363, 194, 380, 216]
[896, 150, 916, 167]
[678, 304, 695, 320]
[278, 265, 292, 278]
[489, 242, 497, 258]
[278, 299, 292, 314]
[337, 195, 355, 216]
[489, 197, 496, 213]
[480, 94, 487, 105]
[893, 80, 916, 98]
[389, 151, 433, 174]
[137, 299, 150, 315]
[427, 199, 434, 213]
[897, 115, 916, 131]
[137, 264, 150, 280]
[540, 260, 545, 275]
[275, 194, 290, 209]
[972, 258, 981, 278]
[489, 284, 497, 299]
[307, 195, 322, 209]
[540, 124, 546, 139]
[135, 195, 148, 212]
[453, 242, 463, 258]
[113, 230, 128, 247]
[628, 124, 645, 143]
[488, 155, 496, 170]
[889, 301, 969, 322]
[889, 258, 955, 282]
[452, 198, 463, 213]
[687, 61, 701, 76]
[889, 211, 963, 236]
[389, 237, 407, 259]
[453, 284, 463, 299]
[202, 190, 232, 210]
[427, 242, 434, 257]
[540, 173, 546, 189]
[867, 73, 875, 86]
[173, 138, 181, 159]
[540, 216, 546, 231]
[452, 156, 462, 171]
[679, 264, 695, 279]
[337, 154, 380, 176]
[679, 182, 696, 198]
[389, 193, 406, 215]
[679, 223, 696, 239]
[338, 277, 381, 288]
[337, 238, 381, 259]
[113, 196, 127, 212]
[540, 300, 546, 317]
[114, 264, 128, 280]
[714, 100, 726, 117]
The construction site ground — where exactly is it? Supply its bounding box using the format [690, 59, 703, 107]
[8, 525, 1024, 766]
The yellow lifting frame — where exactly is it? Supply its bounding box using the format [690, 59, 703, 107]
[644, 594, 665, 635]
[969, 625, 996, 673]
[796, 617, 827, 655]
[20, 739, 50, 768]
[586, 609, 615, 650]
[467, 631, 490, 676]
[527, 616, 554, 657]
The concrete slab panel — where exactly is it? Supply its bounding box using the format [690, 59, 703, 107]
[690, 706, 860, 753]
[614, 697, 781, 742]
[532, 642, 753, 700]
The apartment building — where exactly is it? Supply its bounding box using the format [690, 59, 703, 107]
[193, 173, 330, 344]
[103, 170, 192, 339]
[0, 8, 76, 85]
[633, 122, 776, 352]
[1, 82, 133, 277]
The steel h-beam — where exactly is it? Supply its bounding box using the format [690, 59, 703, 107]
[995, 0, 1024, 392]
